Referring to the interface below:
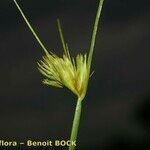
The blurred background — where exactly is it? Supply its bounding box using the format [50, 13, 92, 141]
[0, 0, 150, 149]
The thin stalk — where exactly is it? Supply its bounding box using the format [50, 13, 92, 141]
[88, 0, 105, 70]
[69, 98, 82, 150]
[57, 19, 67, 55]
[13, 0, 49, 54]
[57, 19, 71, 60]
[69, 1, 105, 150]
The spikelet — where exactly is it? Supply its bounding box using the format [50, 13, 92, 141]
[38, 48, 89, 100]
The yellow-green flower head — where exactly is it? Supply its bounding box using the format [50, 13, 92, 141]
[38, 50, 90, 101]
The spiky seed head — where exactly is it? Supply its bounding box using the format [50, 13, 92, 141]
[38, 51, 90, 100]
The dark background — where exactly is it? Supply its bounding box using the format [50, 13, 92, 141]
[0, 0, 150, 149]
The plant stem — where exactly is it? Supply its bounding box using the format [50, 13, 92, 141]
[88, 0, 105, 70]
[57, 19, 71, 60]
[57, 19, 67, 54]
[69, 98, 82, 150]
[13, 0, 49, 54]
[69, 1, 105, 150]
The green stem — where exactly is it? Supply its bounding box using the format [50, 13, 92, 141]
[88, 0, 105, 70]
[57, 19, 67, 55]
[69, 98, 82, 150]
[57, 19, 71, 60]
[13, 0, 49, 54]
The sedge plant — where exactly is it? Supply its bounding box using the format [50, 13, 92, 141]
[13, 0, 105, 149]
